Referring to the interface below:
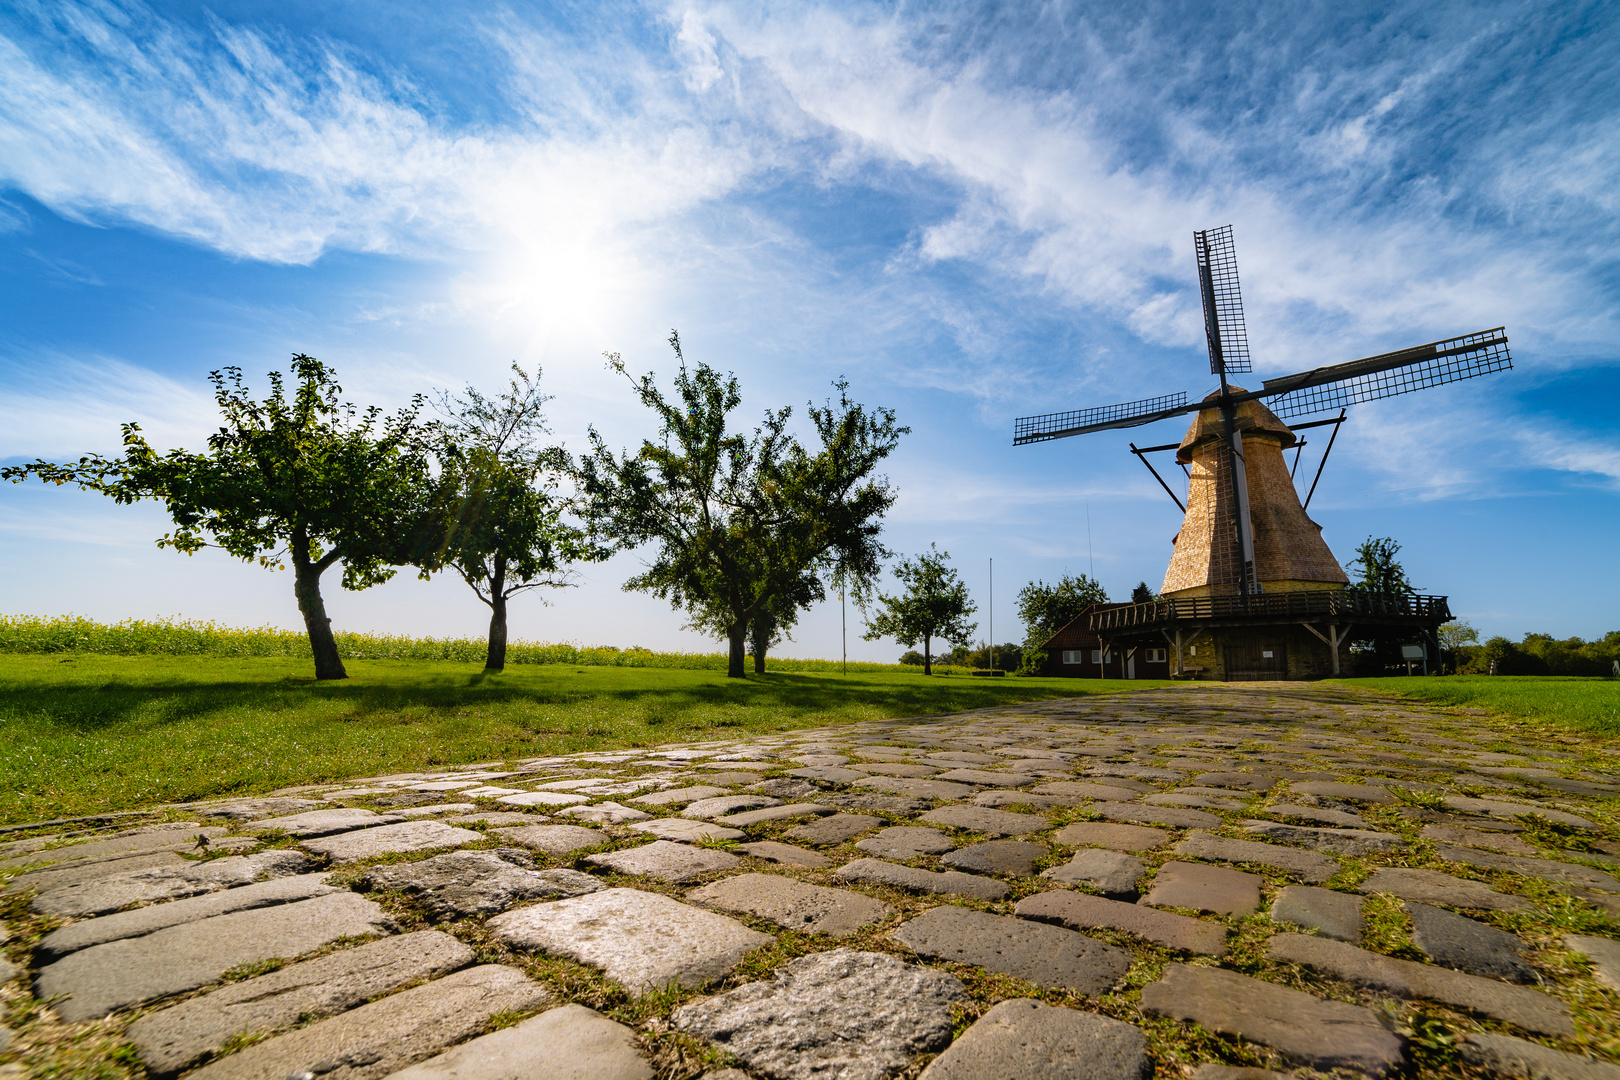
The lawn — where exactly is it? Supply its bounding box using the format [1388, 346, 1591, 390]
[1340, 675, 1620, 735]
[0, 654, 1157, 824]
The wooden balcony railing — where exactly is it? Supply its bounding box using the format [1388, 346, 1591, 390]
[1088, 591, 1451, 633]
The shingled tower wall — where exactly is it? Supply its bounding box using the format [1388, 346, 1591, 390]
[1160, 390, 1348, 598]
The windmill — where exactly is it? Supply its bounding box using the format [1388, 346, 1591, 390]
[1016, 226, 1512, 679]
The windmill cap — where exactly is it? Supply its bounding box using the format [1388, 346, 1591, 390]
[1177, 389, 1296, 462]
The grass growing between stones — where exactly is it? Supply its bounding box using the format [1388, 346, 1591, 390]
[1341, 675, 1620, 734]
[0, 654, 1158, 824]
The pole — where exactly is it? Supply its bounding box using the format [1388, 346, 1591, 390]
[989, 557, 993, 670]
[841, 589, 847, 675]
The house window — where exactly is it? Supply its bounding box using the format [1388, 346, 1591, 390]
[1262, 650, 1274, 659]
[1091, 649, 1103, 664]
[1145, 648, 1167, 663]
[1061, 650, 1084, 665]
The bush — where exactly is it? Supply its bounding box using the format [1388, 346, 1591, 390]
[1017, 646, 1049, 677]
[899, 650, 925, 666]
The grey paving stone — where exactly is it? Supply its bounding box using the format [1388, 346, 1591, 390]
[683, 795, 780, 819]
[895, 905, 1130, 994]
[974, 791, 1083, 810]
[1456, 1032, 1620, 1080]
[1192, 772, 1277, 791]
[497, 791, 590, 808]
[1267, 932, 1573, 1036]
[1089, 765, 1185, 782]
[856, 826, 956, 859]
[1262, 802, 1367, 828]
[1031, 781, 1146, 801]
[558, 802, 652, 824]
[826, 793, 931, 815]
[920, 805, 1047, 836]
[1143, 861, 1263, 916]
[688, 873, 891, 935]
[785, 813, 881, 845]
[489, 887, 772, 992]
[919, 998, 1151, 1080]
[1567, 934, 1620, 991]
[30, 849, 313, 918]
[439, 811, 551, 827]
[719, 803, 836, 826]
[834, 858, 1010, 901]
[38, 891, 395, 1022]
[1042, 849, 1145, 896]
[302, 820, 482, 863]
[738, 841, 831, 868]
[632, 785, 731, 807]
[1016, 890, 1226, 955]
[932, 768, 1027, 786]
[1444, 796, 1595, 828]
[1174, 833, 1339, 884]
[8, 849, 188, 894]
[853, 776, 978, 801]
[364, 850, 601, 918]
[383, 1003, 652, 1080]
[851, 762, 943, 777]
[1436, 844, 1620, 890]
[242, 808, 403, 838]
[0, 823, 227, 870]
[628, 818, 747, 844]
[491, 824, 608, 854]
[1358, 868, 1530, 911]
[943, 840, 1048, 876]
[1270, 885, 1364, 942]
[38, 873, 339, 961]
[1052, 821, 1171, 852]
[1420, 824, 1538, 854]
[127, 930, 473, 1074]
[199, 797, 327, 821]
[1141, 963, 1403, 1076]
[1240, 820, 1404, 856]
[673, 948, 965, 1080]
[587, 840, 741, 883]
[1093, 802, 1220, 829]
[1290, 781, 1395, 804]
[187, 964, 547, 1080]
[1405, 902, 1535, 983]
[1148, 793, 1247, 810]
[786, 766, 870, 784]
[748, 779, 824, 800]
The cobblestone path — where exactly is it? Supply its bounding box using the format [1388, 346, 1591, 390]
[4, 682, 1620, 1079]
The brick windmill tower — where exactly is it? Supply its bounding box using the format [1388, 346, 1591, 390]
[1015, 227, 1512, 680]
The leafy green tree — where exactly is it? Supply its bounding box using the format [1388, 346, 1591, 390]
[1130, 581, 1159, 604]
[1346, 536, 1416, 595]
[577, 332, 905, 678]
[1, 356, 430, 680]
[426, 365, 609, 672]
[1437, 621, 1480, 674]
[1016, 573, 1109, 646]
[863, 545, 978, 675]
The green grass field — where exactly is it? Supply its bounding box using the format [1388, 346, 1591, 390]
[1345, 675, 1620, 735]
[0, 654, 1154, 824]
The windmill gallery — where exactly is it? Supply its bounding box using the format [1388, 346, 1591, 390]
[1019, 226, 1512, 682]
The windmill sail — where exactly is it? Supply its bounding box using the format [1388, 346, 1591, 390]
[1194, 225, 1251, 376]
[1260, 328, 1511, 419]
[1014, 392, 1189, 445]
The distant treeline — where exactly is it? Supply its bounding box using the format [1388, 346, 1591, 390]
[0, 614, 953, 674]
[1456, 631, 1620, 677]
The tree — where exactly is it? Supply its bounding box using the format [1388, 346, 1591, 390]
[1437, 621, 1480, 674]
[1016, 574, 1109, 646]
[863, 545, 978, 675]
[426, 365, 609, 672]
[1, 356, 430, 680]
[1346, 536, 1416, 595]
[1131, 581, 1158, 604]
[577, 332, 905, 678]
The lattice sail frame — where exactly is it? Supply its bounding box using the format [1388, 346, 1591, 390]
[1014, 392, 1188, 445]
[1263, 328, 1512, 419]
[1195, 225, 1251, 376]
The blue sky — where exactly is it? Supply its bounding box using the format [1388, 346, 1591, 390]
[2, 0, 1617, 660]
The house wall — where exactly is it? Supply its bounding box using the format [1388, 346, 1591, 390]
[1046, 645, 1173, 680]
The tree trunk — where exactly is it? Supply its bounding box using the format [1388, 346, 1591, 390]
[750, 609, 771, 674]
[923, 632, 932, 676]
[727, 619, 748, 678]
[485, 556, 508, 672]
[291, 528, 347, 681]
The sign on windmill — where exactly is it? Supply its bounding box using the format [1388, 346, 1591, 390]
[1015, 226, 1511, 681]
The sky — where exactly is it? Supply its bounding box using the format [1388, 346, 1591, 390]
[1, 0, 1617, 661]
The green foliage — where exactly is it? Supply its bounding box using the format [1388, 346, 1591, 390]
[1018, 645, 1050, 676]
[1130, 581, 1158, 604]
[578, 332, 905, 678]
[1016, 574, 1108, 646]
[1471, 631, 1620, 677]
[425, 364, 609, 670]
[1345, 535, 1416, 595]
[2, 356, 433, 681]
[965, 642, 1024, 671]
[899, 650, 925, 666]
[863, 545, 978, 675]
